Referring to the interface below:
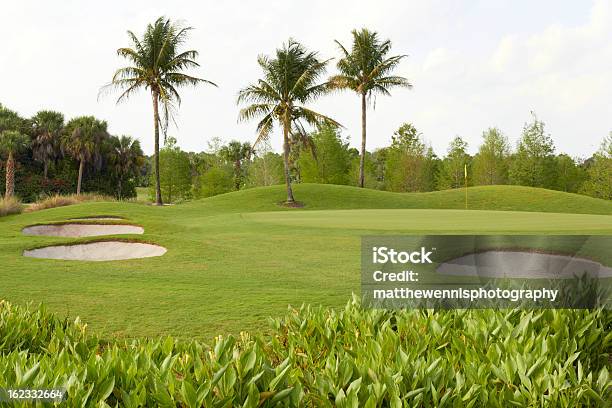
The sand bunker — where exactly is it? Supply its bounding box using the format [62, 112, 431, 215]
[22, 223, 144, 237]
[437, 251, 612, 279]
[23, 241, 166, 261]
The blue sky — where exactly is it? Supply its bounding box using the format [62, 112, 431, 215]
[2, 1, 610, 158]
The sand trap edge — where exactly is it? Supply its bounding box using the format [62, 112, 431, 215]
[22, 223, 144, 238]
[23, 241, 167, 261]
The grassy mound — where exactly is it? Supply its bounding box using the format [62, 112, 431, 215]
[184, 184, 612, 215]
[0, 299, 610, 406]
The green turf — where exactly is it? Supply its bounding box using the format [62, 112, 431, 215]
[0, 184, 610, 339]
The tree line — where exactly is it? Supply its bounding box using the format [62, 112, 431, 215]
[150, 113, 611, 203]
[0, 104, 145, 201]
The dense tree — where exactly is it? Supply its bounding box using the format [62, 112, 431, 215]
[299, 125, 352, 185]
[245, 141, 284, 188]
[0, 130, 30, 197]
[104, 17, 217, 206]
[385, 123, 433, 192]
[581, 133, 611, 199]
[238, 39, 338, 204]
[437, 136, 470, 189]
[472, 128, 510, 185]
[153, 137, 192, 203]
[109, 136, 144, 199]
[62, 116, 108, 195]
[509, 113, 556, 188]
[554, 154, 584, 193]
[197, 165, 234, 198]
[219, 141, 252, 190]
[31, 110, 64, 179]
[330, 28, 411, 188]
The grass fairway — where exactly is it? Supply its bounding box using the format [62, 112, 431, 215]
[1, 184, 611, 339]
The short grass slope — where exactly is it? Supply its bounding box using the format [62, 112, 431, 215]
[0, 184, 610, 338]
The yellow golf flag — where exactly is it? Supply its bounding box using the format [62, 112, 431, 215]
[464, 164, 467, 179]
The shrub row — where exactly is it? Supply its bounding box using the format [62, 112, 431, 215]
[0, 298, 610, 406]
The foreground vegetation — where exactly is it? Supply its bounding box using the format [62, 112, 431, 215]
[0, 298, 609, 406]
[0, 184, 610, 339]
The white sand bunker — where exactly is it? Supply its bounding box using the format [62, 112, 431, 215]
[22, 223, 144, 237]
[23, 241, 167, 261]
[437, 251, 612, 279]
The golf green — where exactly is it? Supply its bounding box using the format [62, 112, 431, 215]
[1, 184, 610, 339]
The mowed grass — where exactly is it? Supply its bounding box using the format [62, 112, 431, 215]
[0, 184, 610, 340]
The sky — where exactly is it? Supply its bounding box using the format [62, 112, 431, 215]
[1, 0, 611, 158]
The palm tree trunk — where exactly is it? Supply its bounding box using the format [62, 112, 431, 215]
[152, 90, 163, 206]
[282, 117, 295, 203]
[5, 152, 15, 197]
[77, 158, 84, 195]
[359, 92, 367, 188]
[43, 161, 48, 180]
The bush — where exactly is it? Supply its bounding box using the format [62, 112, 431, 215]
[196, 165, 234, 198]
[25, 193, 114, 212]
[0, 196, 22, 217]
[0, 298, 610, 406]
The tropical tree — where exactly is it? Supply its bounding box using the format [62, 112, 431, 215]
[219, 140, 252, 190]
[103, 17, 217, 206]
[0, 130, 30, 197]
[330, 28, 412, 188]
[238, 39, 338, 203]
[31, 110, 64, 179]
[62, 116, 108, 195]
[109, 135, 144, 199]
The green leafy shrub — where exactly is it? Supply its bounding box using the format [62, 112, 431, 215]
[0, 298, 610, 406]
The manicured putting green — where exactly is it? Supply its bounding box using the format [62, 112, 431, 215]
[245, 209, 612, 233]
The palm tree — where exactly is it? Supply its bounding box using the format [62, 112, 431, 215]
[109, 135, 144, 199]
[31, 110, 64, 180]
[220, 140, 251, 190]
[0, 130, 30, 197]
[62, 116, 108, 195]
[102, 17, 217, 206]
[238, 39, 339, 203]
[330, 28, 412, 188]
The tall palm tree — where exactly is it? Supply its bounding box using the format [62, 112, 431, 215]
[238, 39, 339, 203]
[62, 116, 108, 195]
[31, 110, 64, 180]
[0, 130, 30, 197]
[102, 17, 217, 206]
[219, 140, 251, 190]
[330, 28, 412, 188]
[109, 135, 144, 199]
